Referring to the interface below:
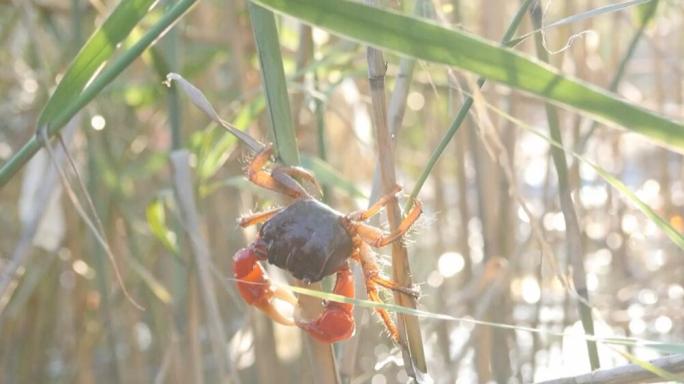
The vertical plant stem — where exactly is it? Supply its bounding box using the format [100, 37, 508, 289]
[247, 4, 340, 383]
[86, 132, 123, 384]
[529, 1, 600, 370]
[170, 150, 237, 383]
[187, 274, 205, 384]
[225, 0, 248, 94]
[406, 0, 535, 208]
[349, 2, 425, 378]
[364, 0, 427, 378]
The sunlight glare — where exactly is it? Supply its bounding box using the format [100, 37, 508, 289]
[90, 115, 106, 131]
[654, 316, 672, 334]
[520, 276, 541, 304]
[438, 252, 465, 278]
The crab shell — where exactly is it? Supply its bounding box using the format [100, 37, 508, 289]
[256, 199, 353, 283]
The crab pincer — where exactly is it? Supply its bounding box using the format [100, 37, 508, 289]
[294, 267, 356, 343]
[233, 247, 298, 326]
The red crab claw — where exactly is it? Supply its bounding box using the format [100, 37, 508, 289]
[233, 247, 298, 325]
[294, 267, 355, 343]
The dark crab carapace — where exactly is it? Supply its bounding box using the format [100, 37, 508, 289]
[258, 199, 353, 283]
[233, 144, 422, 343]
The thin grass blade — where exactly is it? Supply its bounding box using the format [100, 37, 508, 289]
[251, 0, 684, 152]
[38, 0, 158, 126]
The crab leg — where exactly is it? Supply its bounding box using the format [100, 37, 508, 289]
[246, 144, 310, 199]
[352, 243, 401, 343]
[353, 199, 423, 247]
[272, 165, 322, 198]
[233, 247, 297, 325]
[346, 185, 402, 221]
[295, 267, 356, 343]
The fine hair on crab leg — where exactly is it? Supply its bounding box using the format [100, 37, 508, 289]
[352, 199, 423, 248]
[352, 243, 400, 343]
[347, 185, 402, 221]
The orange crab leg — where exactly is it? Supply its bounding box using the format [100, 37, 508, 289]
[353, 199, 423, 248]
[246, 144, 311, 199]
[295, 267, 355, 343]
[233, 247, 297, 325]
[346, 185, 402, 221]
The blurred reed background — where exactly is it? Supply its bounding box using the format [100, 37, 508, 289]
[0, 0, 683, 383]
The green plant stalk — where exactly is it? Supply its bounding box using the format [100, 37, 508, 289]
[405, 0, 534, 209]
[86, 140, 122, 383]
[0, 0, 197, 188]
[529, 1, 600, 371]
[248, 2, 300, 165]
[247, 4, 340, 383]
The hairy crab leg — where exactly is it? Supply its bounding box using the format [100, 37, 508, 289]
[352, 199, 423, 248]
[246, 143, 307, 199]
[346, 185, 402, 221]
[233, 247, 297, 325]
[369, 274, 419, 298]
[295, 266, 356, 343]
[351, 243, 402, 343]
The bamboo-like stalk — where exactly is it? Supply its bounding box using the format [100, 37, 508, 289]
[85, 132, 123, 384]
[342, 1, 426, 379]
[0, 119, 78, 310]
[170, 150, 237, 383]
[247, 4, 340, 383]
[161, 19, 204, 384]
[363, 0, 427, 378]
[536, 354, 684, 384]
[529, 2, 600, 370]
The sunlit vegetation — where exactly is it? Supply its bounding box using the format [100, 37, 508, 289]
[0, 0, 683, 383]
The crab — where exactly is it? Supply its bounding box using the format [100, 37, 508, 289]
[233, 144, 422, 343]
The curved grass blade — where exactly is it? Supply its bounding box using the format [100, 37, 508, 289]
[251, 0, 684, 152]
[613, 348, 684, 382]
[508, 0, 654, 47]
[165, 73, 265, 153]
[38, 0, 158, 126]
[225, 277, 684, 355]
[471, 90, 684, 251]
[0, 0, 197, 188]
